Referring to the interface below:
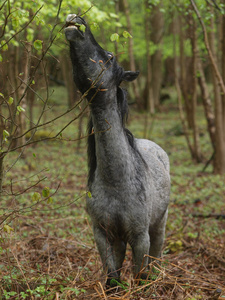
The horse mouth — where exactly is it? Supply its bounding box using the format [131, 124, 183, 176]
[66, 23, 80, 30]
[64, 15, 85, 38]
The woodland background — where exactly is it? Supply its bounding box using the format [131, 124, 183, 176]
[0, 0, 225, 299]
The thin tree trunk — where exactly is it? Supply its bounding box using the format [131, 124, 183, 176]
[221, 8, 225, 160]
[208, 8, 225, 174]
[144, 0, 154, 114]
[197, 59, 216, 148]
[150, 3, 164, 108]
[189, 17, 201, 162]
[173, 15, 194, 158]
[114, 0, 119, 60]
[16, 42, 31, 147]
[0, 155, 4, 198]
[0, 104, 4, 140]
[122, 0, 141, 104]
[60, 51, 78, 108]
[179, 16, 193, 129]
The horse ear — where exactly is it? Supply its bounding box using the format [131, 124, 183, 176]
[122, 71, 139, 82]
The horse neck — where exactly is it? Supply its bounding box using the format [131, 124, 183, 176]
[90, 90, 135, 186]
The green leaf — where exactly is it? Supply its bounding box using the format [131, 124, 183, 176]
[0, 54, 2, 62]
[87, 191, 92, 198]
[33, 39, 43, 51]
[109, 13, 118, 19]
[110, 33, 119, 42]
[42, 187, 50, 197]
[47, 24, 53, 30]
[91, 22, 99, 30]
[3, 130, 10, 141]
[79, 24, 86, 33]
[47, 197, 53, 204]
[27, 28, 34, 42]
[8, 97, 14, 105]
[0, 93, 4, 98]
[17, 106, 25, 113]
[1, 40, 8, 51]
[3, 224, 14, 233]
[123, 31, 132, 39]
[32, 192, 41, 202]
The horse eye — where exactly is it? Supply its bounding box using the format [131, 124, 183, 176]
[107, 53, 114, 63]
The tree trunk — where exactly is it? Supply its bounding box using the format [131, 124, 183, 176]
[0, 154, 4, 199]
[208, 9, 225, 174]
[197, 59, 216, 148]
[179, 16, 193, 128]
[173, 15, 195, 158]
[220, 8, 225, 173]
[16, 42, 31, 147]
[122, 0, 141, 105]
[114, 0, 120, 60]
[60, 51, 78, 108]
[189, 17, 201, 162]
[150, 3, 164, 108]
[144, 0, 154, 114]
[178, 12, 202, 162]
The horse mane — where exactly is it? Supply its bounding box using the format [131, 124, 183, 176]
[87, 87, 135, 185]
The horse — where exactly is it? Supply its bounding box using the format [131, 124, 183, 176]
[64, 14, 170, 288]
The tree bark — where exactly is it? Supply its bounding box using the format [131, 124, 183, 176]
[220, 8, 225, 170]
[197, 59, 216, 148]
[0, 155, 4, 197]
[60, 51, 78, 108]
[178, 12, 202, 162]
[189, 16, 201, 162]
[144, 0, 154, 114]
[16, 41, 32, 147]
[122, 0, 141, 105]
[114, 0, 120, 60]
[179, 16, 193, 129]
[150, 3, 164, 108]
[208, 8, 225, 174]
[173, 15, 195, 158]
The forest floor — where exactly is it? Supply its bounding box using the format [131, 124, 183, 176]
[1, 87, 225, 299]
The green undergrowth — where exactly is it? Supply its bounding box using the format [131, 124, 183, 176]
[0, 87, 225, 299]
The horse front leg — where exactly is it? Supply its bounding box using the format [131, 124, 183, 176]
[93, 226, 119, 287]
[113, 239, 127, 277]
[131, 232, 150, 280]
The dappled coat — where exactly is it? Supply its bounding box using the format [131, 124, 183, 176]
[65, 14, 170, 287]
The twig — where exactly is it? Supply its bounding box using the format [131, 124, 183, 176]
[202, 151, 215, 172]
[98, 281, 107, 300]
[11, 250, 34, 299]
[191, 213, 225, 219]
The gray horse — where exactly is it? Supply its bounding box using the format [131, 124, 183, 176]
[64, 14, 170, 287]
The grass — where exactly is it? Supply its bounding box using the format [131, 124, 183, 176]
[0, 86, 225, 299]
